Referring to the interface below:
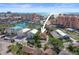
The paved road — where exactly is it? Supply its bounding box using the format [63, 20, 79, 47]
[0, 38, 13, 55]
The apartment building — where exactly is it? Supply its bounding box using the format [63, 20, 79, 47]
[55, 14, 79, 29]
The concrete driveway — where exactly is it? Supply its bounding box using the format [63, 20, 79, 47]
[0, 38, 13, 55]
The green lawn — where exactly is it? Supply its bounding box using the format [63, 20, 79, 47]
[0, 24, 15, 28]
[63, 39, 72, 43]
[74, 36, 79, 41]
[48, 35, 64, 54]
[49, 35, 64, 48]
[66, 31, 77, 35]
[66, 31, 79, 41]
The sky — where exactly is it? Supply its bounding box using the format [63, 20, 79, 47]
[0, 3, 79, 13]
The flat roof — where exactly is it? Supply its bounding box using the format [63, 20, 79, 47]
[56, 29, 67, 36]
[67, 28, 75, 31]
[30, 29, 38, 34]
[20, 28, 31, 33]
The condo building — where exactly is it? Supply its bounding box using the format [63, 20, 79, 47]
[55, 14, 79, 29]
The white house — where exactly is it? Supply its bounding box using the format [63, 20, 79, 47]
[30, 29, 38, 34]
[17, 28, 31, 37]
[26, 29, 38, 39]
[56, 29, 69, 39]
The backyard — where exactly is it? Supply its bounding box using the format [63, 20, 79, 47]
[0, 24, 15, 28]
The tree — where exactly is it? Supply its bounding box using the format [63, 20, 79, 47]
[44, 44, 49, 50]
[8, 43, 24, 55]
[49, 35, 63, 54]
[28, 23, 33, 29]
[67, 45, 73, 51]
[68, 45, 79, 55]
[49, 35, 63, 48]
[33, 33, 41, 48]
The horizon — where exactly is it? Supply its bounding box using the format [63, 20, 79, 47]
[0, 3, 79, 13]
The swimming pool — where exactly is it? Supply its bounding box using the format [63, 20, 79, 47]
[12, 21, 29, 31]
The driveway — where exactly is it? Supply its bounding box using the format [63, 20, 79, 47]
[0, 38, 13, 55]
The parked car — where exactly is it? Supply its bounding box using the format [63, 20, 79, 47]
[4, 37, 10, 40]
[1, 35, 5, 38]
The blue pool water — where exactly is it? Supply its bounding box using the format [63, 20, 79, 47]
[12, 21, 29, 31]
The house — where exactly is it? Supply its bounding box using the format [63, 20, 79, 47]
[39, 32, 47, 40]
[56, 29, 70, 39]
[59, 50, 72, 55]
[43, 48, 56, 55]
[22, 46, 56, 55]
[22, 44, 56, 55]
[50, 31, 60, 39]
[72, 42, 79, 47]
[22, 46, 43, 55]
[66, 28, 75, 32]
[26, 29, 38, 39]
[17, 28, 31, 37]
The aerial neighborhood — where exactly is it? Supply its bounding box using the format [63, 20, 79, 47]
[0, 3, 79, 55]
[0, 11, 79, 55]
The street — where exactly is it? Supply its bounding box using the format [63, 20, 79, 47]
[0, 37, 13, 55]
